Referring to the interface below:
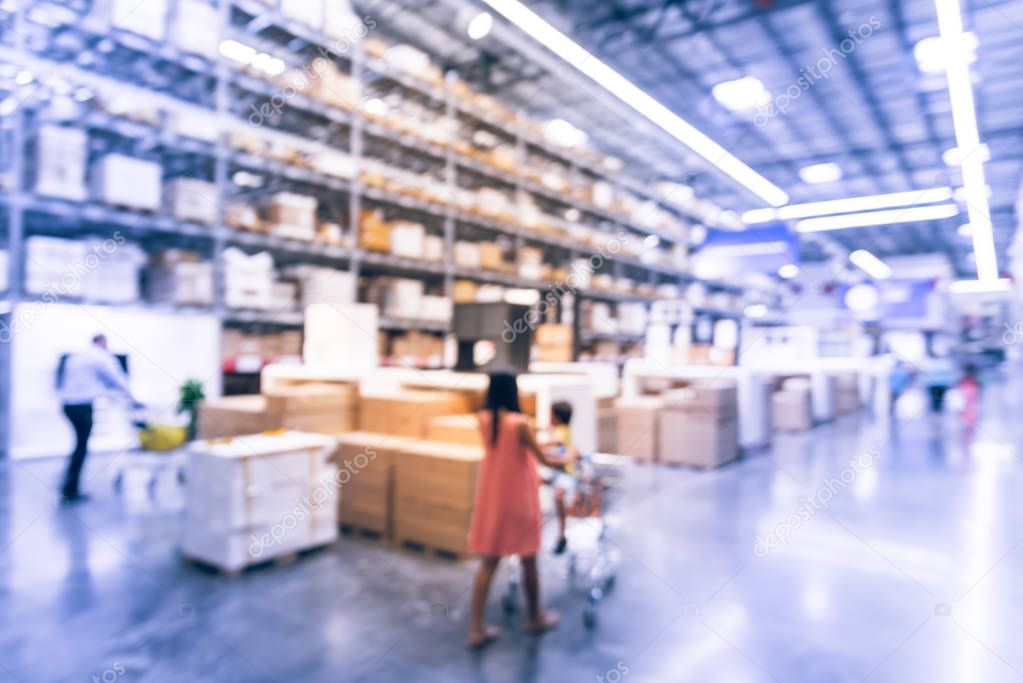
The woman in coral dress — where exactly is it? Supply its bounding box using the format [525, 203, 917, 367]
[467, 371, 573, 649]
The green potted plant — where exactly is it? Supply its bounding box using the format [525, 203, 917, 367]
[178, 379, 206, 441]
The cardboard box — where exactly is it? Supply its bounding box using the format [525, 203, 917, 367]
[597, 409, 618, 453]
[35, 125, 88, 201]
[334, 432, 413, 536]
[359, 209, 390, 252]
[773, 388, 813, 431]
[659, 383, 738, 418]
[198, 396, 275, 439]
[389, 221, 425, 259]
[536, 324, 572, 347]
[536, 346, 574, 363]
[359, 391, 468, 438]
[615, 397, 664, 461]
[478, 242, 504, 270]
[265, 193, 317, 240]
[658, 413, 739, 468]
[170, 0, 221, 59]
[263, 382, 357, 414]
[392, 439, 484, 554]
[426, 414, 481, 446]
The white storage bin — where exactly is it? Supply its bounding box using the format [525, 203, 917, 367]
[289, 266, 355, 308]
[381, 279, 424, 319]
[421, 295, 453, 322]
[170, 0, 221, 59]
[91, 0, 168, 41]
[165, 178, 219, 225]
[35, 126, 88, 201]
[92, 154, 163, 211]
[454, 241, 481, 268]
[423, 235, 444, 262]
[389, 222, 425, 259]
[281, 0, 324, 29]
[224, 247, 274, 310]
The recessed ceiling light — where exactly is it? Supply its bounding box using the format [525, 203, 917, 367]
[957, 223, 972, 237]
[364, 98, 388, 116]
[711, 76, 771, 112]
[799, 163, 842, 184]
[914, 32, 978, 74]
[543, 118, 587, 147]
[467, 11, 494, 40]
[778, 264, 799, 279]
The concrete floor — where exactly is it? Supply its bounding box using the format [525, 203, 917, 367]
[2, 373, 1023, 682]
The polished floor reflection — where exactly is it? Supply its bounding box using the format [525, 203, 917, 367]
[2, 371, 1022, 682]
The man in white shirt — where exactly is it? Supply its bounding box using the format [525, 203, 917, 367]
[56, 334, 137, 503]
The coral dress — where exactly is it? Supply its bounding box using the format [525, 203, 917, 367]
[468, 410, 542, 557]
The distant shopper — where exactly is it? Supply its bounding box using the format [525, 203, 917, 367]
[958, 363, 981, 427]
[888, 360, 913, 414]
[921, 353, 957, 412]
[547, 401, 580, 555]
[56, 334, 138, 503]
[467, 371, 574, 649]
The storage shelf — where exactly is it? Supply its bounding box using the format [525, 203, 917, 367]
[580, 331, 646, 344]
[223, 309, 305, 326]
[378, 317, 450, 333]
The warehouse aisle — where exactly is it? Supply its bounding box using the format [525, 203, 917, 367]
[2, 375, 1023, 683]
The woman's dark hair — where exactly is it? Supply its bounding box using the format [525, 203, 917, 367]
[485, 370, 521, 445]
[552, 401, 573, 426]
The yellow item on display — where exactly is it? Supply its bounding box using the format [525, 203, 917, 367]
[138, 425, 188, 452]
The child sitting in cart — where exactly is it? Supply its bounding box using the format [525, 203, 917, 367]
[545, 401, 582, 555]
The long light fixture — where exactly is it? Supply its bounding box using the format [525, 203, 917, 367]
[743, 187, 955, 224]
[948, 278, 1011, 294]
[478, 0, 788, 207]
[795, 204, 959, 233]
[935, 0, 998, 280]
[849, 249, 892, 280]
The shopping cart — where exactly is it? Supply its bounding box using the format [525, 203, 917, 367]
[111, 406, 189, 498]
[502, 452, 626, 629]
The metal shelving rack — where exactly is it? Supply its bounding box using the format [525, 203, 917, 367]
[0, 0, 762, 452]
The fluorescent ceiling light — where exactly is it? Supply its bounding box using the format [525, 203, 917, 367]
[479, 0, 788, 207]
[778, 264, 799, 279]
[798, 162, 842, 184]
[543, 117, 587, 147]
[957, 223, 972, 237]
[703, 240, 790, 257]
[467, 11, 494, 40]
[914, 32, 978, 74]
[849, 249, 892, 280]
[743, 187, 955, 224]
[795, 204, 960, 232]
[948, 278, 1011, 294]
[935, 0, 997, 281]
[943, 143, 989, 167]
[712, 76, 770, 112]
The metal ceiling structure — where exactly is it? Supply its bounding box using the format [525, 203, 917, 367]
[365, 0, 1023, 275]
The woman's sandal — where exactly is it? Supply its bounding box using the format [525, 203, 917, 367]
[467, 625, 501, 650]
[523, 611, 560, 635]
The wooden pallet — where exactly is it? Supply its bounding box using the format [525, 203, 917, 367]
[395, 538, 469, 562]
[340, 524, 388, 541]
[182, 544, 330, 576]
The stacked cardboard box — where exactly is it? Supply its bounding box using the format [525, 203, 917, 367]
[834, 373, 860, 415]
[773, 379, 814, 431]
[359, 390, 469, 438]
[426, 414, 481, 446]
[149, 249, 214, 306]
[199, 383, 358, 439]
[658, 384, 739, 469]
[597, 409, 619, 453]
[265, 193, 318, 241]
[221, 329, 302, 360]
[223, 247, 274, 310]
[615, 397, 664, 461]
[390, 332, 446, 365]
[334, 432, 411, 536]
[535, 323, 573, 363]
[184, 432, 339, 572]
[393, 440, 484, 555]
[92, 154, 162, 210]
[165, 178, 219, 225]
